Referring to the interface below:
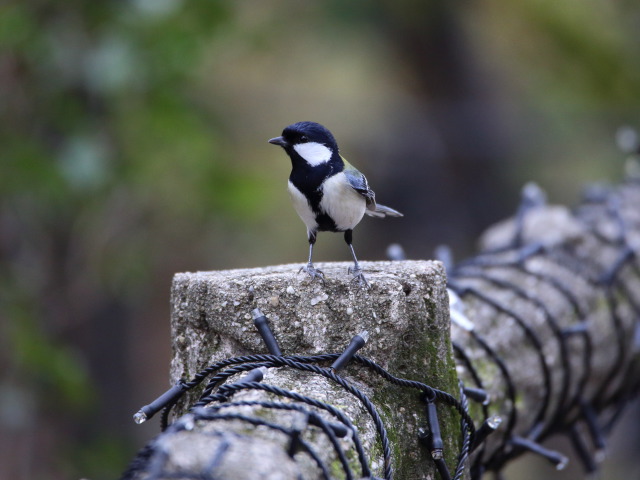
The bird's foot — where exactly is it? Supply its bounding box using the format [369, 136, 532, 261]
[299, 263, 325, 283]
[348, 265, 370, 289]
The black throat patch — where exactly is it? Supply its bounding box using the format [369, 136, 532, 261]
[289, 155, 344, 232]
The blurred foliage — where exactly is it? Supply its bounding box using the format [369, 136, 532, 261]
[1, 1, 639, 479]
[0, 1, 239, 479]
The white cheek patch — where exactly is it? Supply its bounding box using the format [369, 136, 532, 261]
[293, 142, 333, 166]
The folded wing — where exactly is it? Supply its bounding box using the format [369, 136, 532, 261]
[342, 157, 403, 218]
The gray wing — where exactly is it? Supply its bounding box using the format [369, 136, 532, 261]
[342, 158, 377, 210]
[342, 157, 403, 218]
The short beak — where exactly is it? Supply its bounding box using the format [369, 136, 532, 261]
[268, 136, 288, 147]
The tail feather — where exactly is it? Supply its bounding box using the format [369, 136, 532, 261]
[365, 203, 403, 218]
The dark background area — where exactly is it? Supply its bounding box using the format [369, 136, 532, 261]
[1, 1, 639, 479]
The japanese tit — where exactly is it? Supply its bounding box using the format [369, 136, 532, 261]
[269, 121, 403, 287]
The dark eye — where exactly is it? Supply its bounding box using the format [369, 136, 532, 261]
[300, 135, 309, 143]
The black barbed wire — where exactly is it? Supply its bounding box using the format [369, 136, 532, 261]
[190, 411, 336, 479]
[445, 169, 640, 477]
[203, 399, 359, 476]
[124, 337, 480, 480]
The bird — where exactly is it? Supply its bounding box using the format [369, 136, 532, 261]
[268, 121, 403, 287]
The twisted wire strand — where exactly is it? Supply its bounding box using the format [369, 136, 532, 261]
[209, 400, 367, 478]
[515, 264, 593, 421]
[467, 330, 517, 472]
[452, 342, 490, 476]
[192, 411, 332, 480]
[349, 354, 477, 441]
[208, 366, 395, 480]
[175, 352, 476, 443]
[206, 399, 370, 477]
[457, 269, 574, 437]
[452, 381, 472, 480]
[130, 348, 477, 480]
[451, 275, 554, 435]
[201, 387, 372, 478]
[448, 180, 640, 474]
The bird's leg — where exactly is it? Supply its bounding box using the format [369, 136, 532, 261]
[299, 230, 324, 282]
[344, 230, 369, 288]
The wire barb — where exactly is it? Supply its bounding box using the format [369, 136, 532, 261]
[133, 382, 186, 424]
[253, 308, 283, 356]
[330, 331, 369, 372]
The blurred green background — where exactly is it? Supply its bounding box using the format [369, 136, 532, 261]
[1, 1, 639, 479]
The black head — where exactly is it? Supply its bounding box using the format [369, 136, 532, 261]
[268, 122, 340, 167]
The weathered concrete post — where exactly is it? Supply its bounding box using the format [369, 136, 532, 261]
[166, 260, 459, 479]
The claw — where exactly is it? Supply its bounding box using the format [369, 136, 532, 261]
[348, 265, 370, 289]
[299, 264, 325, 283]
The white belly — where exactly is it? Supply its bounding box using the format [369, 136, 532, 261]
[288, 180, 318, 231]
[319, 172, 366, 231]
